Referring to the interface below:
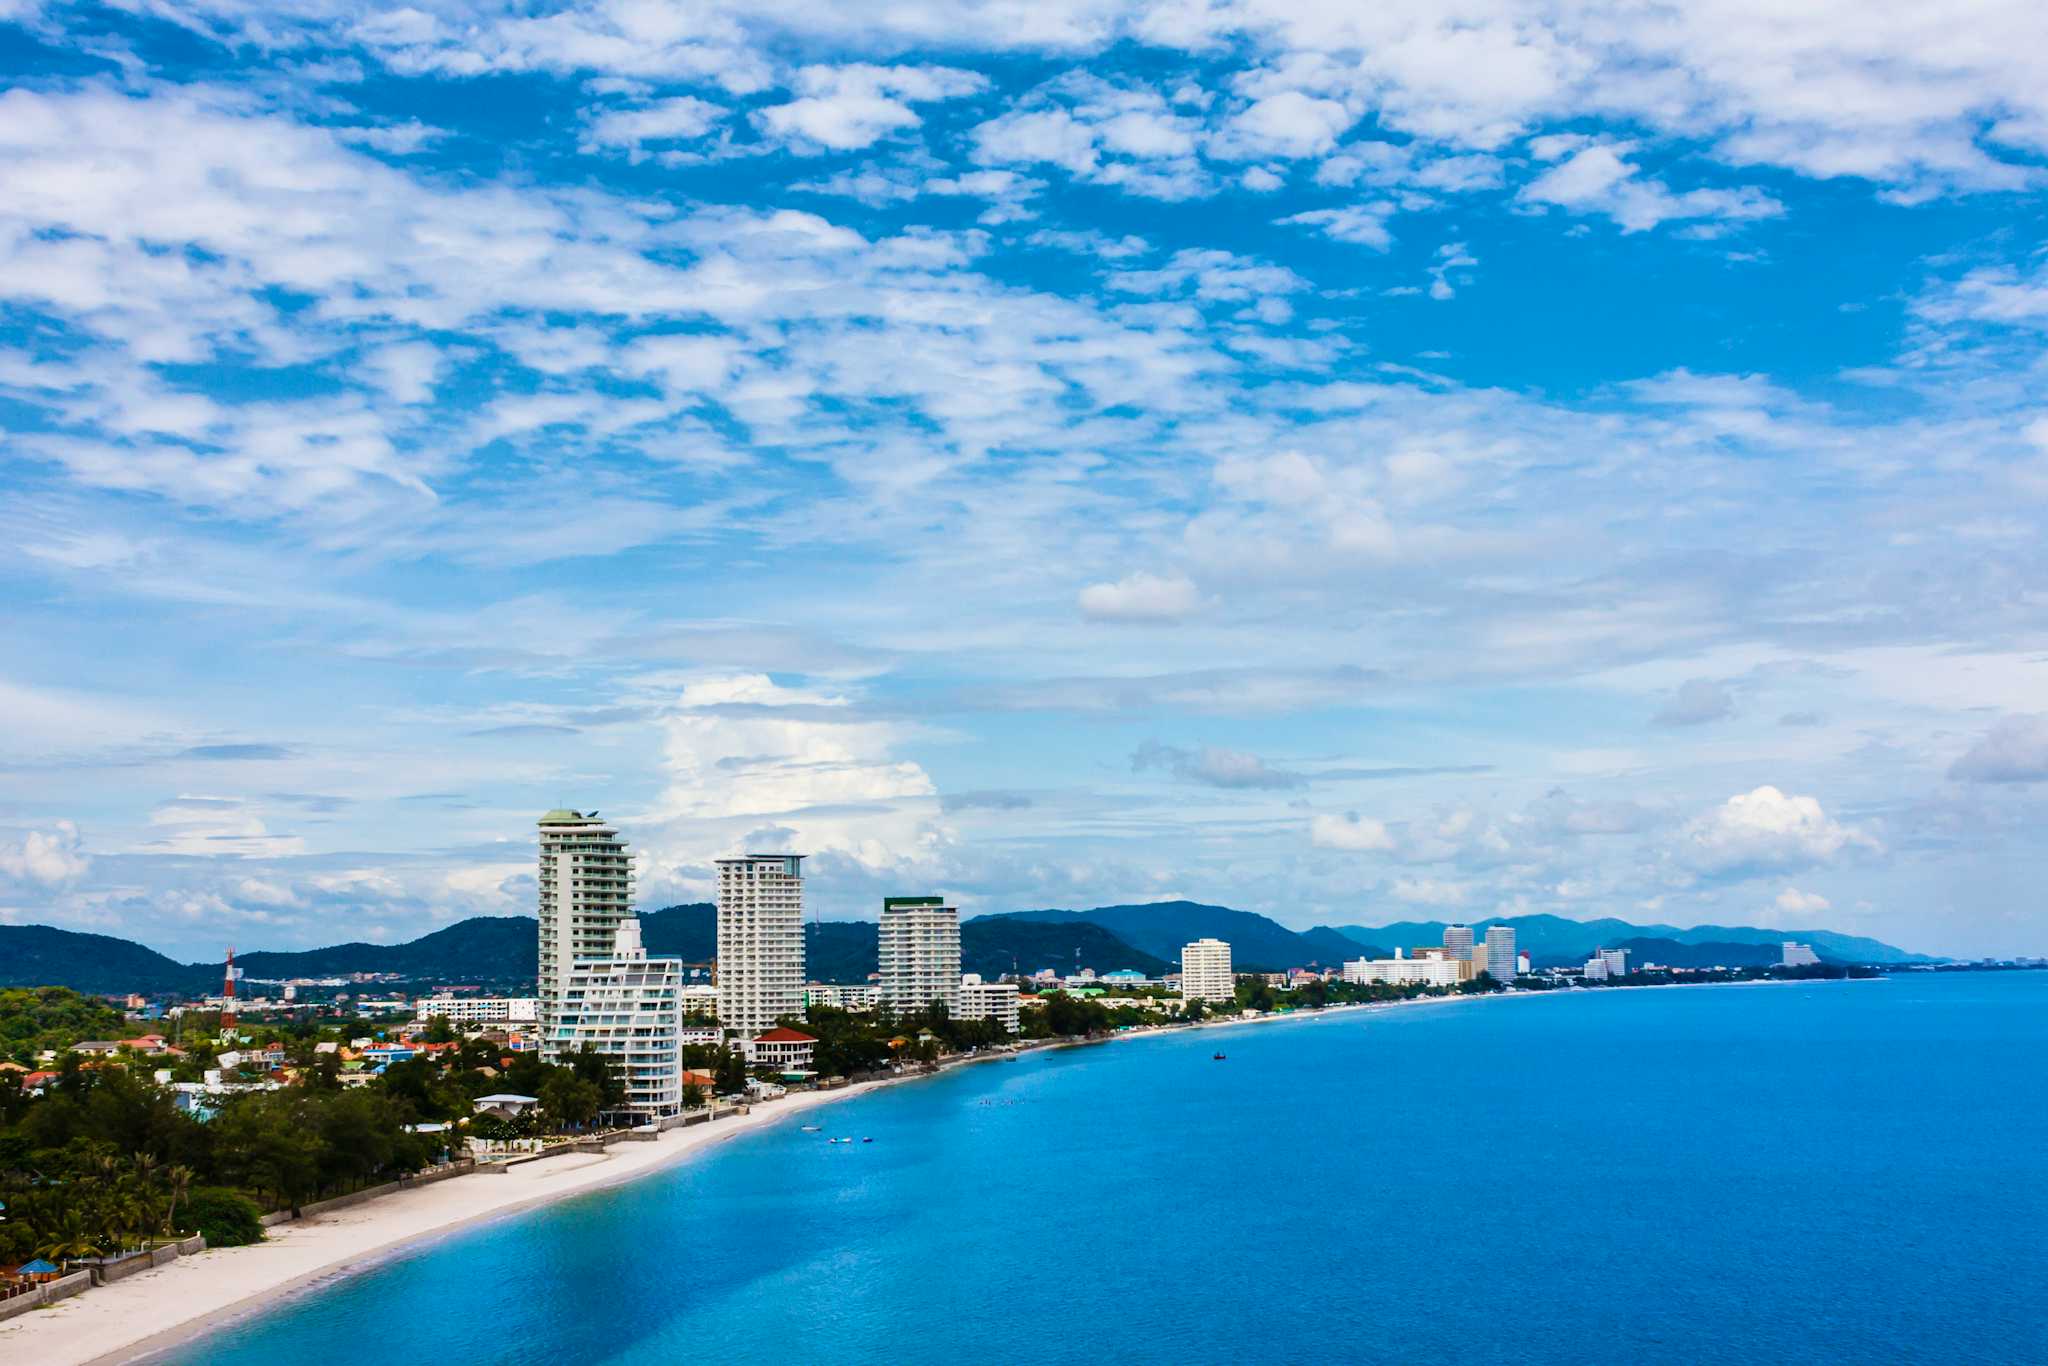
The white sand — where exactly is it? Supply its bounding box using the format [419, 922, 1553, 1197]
[0, 1084, 889, 1366]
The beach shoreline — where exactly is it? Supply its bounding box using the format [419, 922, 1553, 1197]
[4, 977, 1858, 1365]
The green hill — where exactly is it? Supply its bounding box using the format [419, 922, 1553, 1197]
[980, 901, 1362, 971]
[0, 925, 210, 994]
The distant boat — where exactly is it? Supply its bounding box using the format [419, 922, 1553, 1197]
[862, 1137, 873, 1144]
[1212, 1052, 1227, 1061]
[801, 1124, 821, 1131]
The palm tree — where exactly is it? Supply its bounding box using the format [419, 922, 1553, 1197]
[36, 1211, 104, 1269]
[162, 1166, 194, 1239]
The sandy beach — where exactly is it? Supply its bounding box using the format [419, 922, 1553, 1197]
[0, 1082, 895, 1366]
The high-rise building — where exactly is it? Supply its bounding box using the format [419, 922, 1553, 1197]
[716, 854, 806, 1037]
[1181, 938, 1235, 1002]
[1599, 947, 1630, 978]
[878, 897, 961, 1016]
[1443, 924, 1475, 962]
[1485, 925, 1517, 982]
[959, 974, 1021, 1033]
[552, 919, 682, 1117]
[536, 809, 634, 1057]
[1781, 942, 1820, 967]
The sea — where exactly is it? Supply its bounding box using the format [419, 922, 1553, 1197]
[163, 971, 2048, 1365]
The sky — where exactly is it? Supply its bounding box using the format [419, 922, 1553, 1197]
[3, 1, 2048, 961]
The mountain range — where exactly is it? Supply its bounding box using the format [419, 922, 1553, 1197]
[0, 902, 1929, 995]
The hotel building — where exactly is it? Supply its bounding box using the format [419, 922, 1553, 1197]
[1443, 924, 1475, 962]
[716, 854, 807, 1037]
[536, 809, 634, 1058]
[551, 919, 682, 1117]
[1343, 950, 1469, 987]
[878, 896, 962, 1016]
[1781, 942, 1821, 967]
[959, 974, 1022, 1033]
[1181, 938, 1235, 1003]
[1485, 925, 1518, 982]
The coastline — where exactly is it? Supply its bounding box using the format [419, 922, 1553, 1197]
[0, 1074, 923, 1366]
[5, 977, 1856, 1365]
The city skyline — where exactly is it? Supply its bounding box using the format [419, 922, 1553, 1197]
[5, 4, 2048, 960]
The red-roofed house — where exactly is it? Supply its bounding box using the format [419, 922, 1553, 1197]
[745, 1027, 816, 1072]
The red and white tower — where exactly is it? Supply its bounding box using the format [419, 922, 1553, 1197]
[220, 947, 238, 1032]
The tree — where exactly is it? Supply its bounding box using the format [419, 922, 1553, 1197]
[714, 1048, 749, 1097]
[538, 1073, 601, 1130]
[680, 1082, 704, 1111]
[421, 1014, 457, 1045]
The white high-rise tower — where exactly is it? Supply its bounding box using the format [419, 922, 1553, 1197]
[878, 897, 961, 1016]
[1181, 938, 1234, 1003]
[536, 809, 634, 1059]
[1485, 924, 1517, 982]
[1443, 924, 1475, 962]
[716, 854, 806, 1037]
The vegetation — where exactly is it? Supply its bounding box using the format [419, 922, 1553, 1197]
[0, 986, 129, 1064]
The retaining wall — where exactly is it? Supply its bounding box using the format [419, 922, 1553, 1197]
[0, 1270, 93, 1323]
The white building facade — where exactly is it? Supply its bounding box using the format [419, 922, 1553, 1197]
[414, 996, 537, 1026]
[536, 809, 635, 1059]
[551, 919, 682, 1117]
[1781, 942, 1821, 967]
[716, 854, 807, 1037]
[1443, 924, 1475, 961]
[959, 974, 1021, 1033]
[1485, 925, 1518, 982]
[1343, 954, 1466, 987]
[878, 897, 962, 1016]
[805, 984, 880, 1011]
[1181, 938, 1235, 1003]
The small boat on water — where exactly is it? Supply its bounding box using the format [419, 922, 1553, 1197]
[1212, 1052, 1227, 1060]
[862, 1137, 873, 1144]
[801, 1124, 822, 1132]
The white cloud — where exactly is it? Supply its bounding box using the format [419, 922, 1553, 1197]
[1217, 91, 1355, 159]
[1278, 205, 1395, 249]
[1775, 887, 1831, 914]
[1312, 812, 1396, 852]
[1389, 875, 1467, 906]
[1949, 714, 2048, 783]
[1680, 786, 1878, 876]
[1655, 677, 1736, 726]
[1521, 140, 1782, 232]
[1078, 571, 1204, 623]
[1132, 741, 1304, 789]
[0, 821, 90, 887]
[758, 63, 986, 151]
[581, 95, 725, 157]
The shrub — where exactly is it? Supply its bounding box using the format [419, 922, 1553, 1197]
[184, 1187, 265, 1247]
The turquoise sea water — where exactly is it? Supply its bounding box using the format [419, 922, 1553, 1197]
[166, 973, 2048, 1365]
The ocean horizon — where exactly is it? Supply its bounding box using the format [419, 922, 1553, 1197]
[165, 973, 2048, 1365]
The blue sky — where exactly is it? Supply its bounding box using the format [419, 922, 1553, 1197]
[4, 1, 2048, 960]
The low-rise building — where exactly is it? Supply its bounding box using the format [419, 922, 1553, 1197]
[958, 974, 1021, 1033]
[746, 1026, 817, 1073]
[1342, 951, 1468, 987]
[414, 996, 539, 1026]
[805, 983, 880, 1011]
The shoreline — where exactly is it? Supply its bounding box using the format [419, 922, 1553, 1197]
[0, 1071, 931, 1366]
[6, 976, 1862, 1364]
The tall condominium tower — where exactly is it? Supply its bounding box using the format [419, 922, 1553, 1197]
[1443, 924, 1475, 962]
[1181, 938, 1235, 1003]
[1485, 924, 1517, 982]
[552, 918, 683, 1117]
[536, 809, 634, 1058]
[716, 854, 806, 1037]
[877, 897, 961, 1017]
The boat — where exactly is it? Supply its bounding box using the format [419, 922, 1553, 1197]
[801, 1124, 821, 1132]
[862, 1137, 873, 1144]
[1212, 1052, 1227, 1060]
